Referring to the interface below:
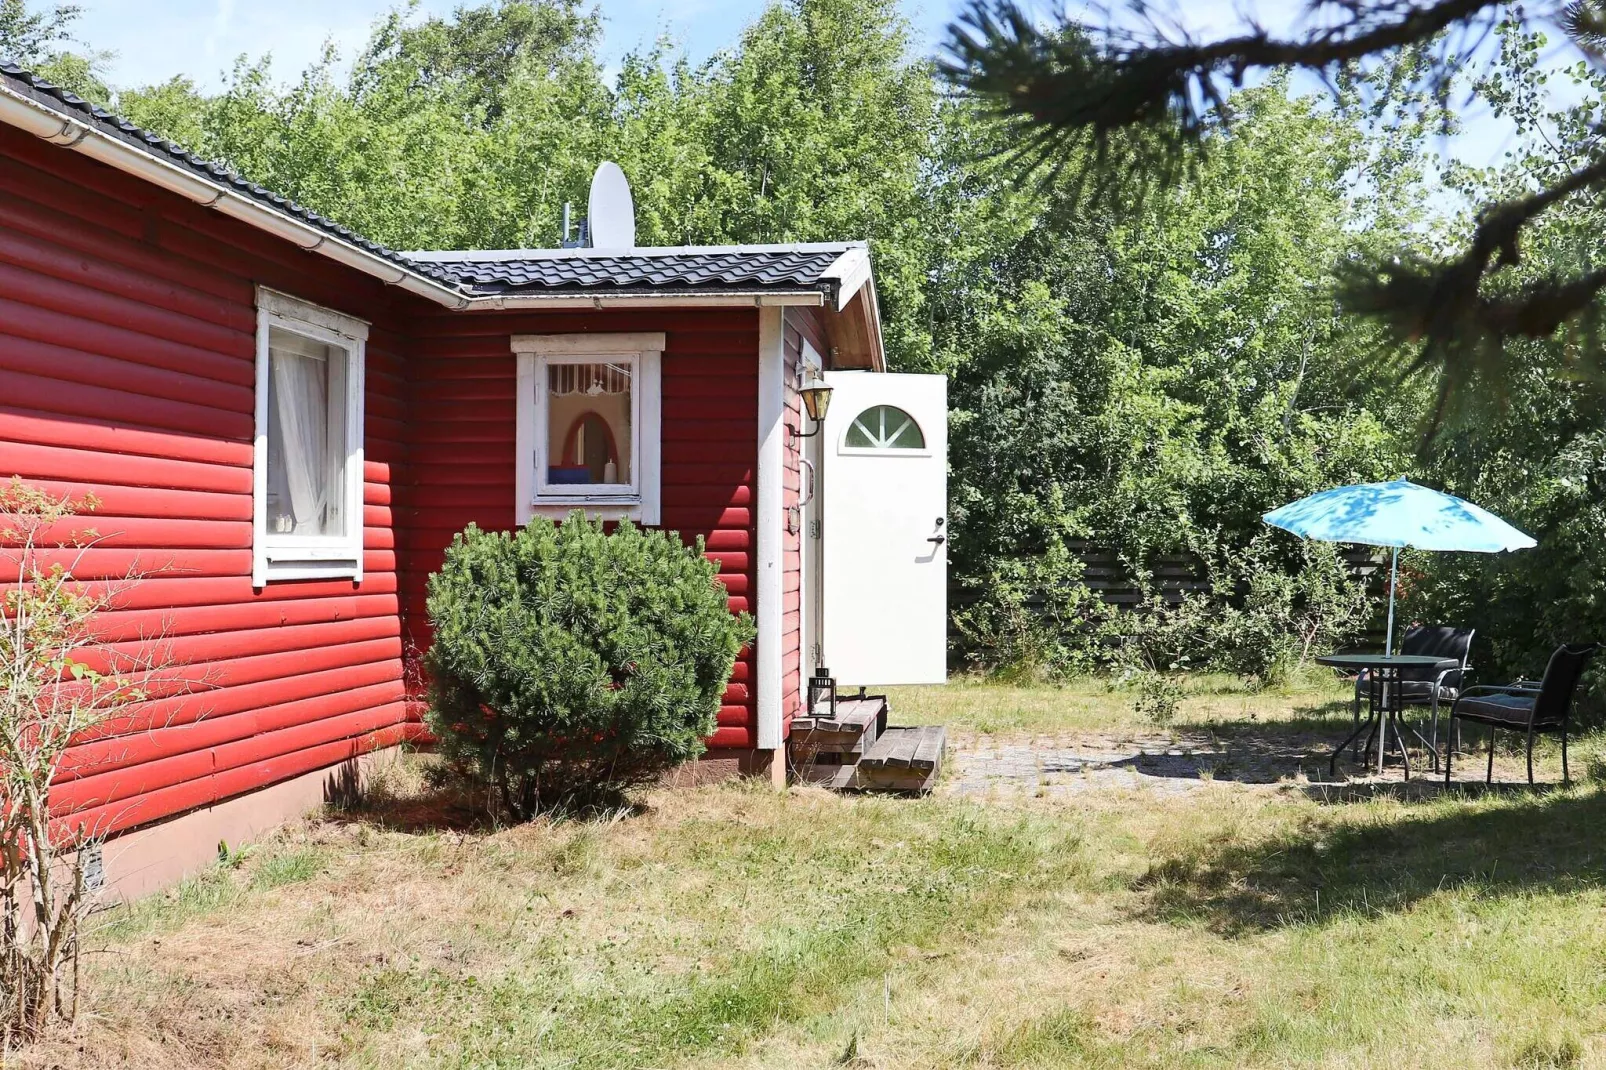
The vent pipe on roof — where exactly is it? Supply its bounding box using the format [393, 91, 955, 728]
[560, 202, 586, 248]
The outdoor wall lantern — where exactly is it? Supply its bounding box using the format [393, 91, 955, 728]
[796, 377, 833, 438]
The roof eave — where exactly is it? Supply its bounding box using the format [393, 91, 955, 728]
[402, 240, 863, 262]
[0, 77, 472, 309]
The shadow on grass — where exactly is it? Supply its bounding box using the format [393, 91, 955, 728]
[327, 784, 493, 834]
[1093, 713, 1373, 786]
[1289, 697, 1354, 720]
[324, 762, 649, 835]
[1132, 700, 1488, 787]
[1136, 782, 1606, 934]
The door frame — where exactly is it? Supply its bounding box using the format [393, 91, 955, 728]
[799, 340, 826, 688]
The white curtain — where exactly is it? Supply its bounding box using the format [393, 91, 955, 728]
[269, 332, 332, 535]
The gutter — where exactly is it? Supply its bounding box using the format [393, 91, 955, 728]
[468, 291, 825, 310]
[0, 79, 471, 310]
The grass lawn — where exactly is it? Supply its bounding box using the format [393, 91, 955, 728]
[38, 679, 1606, 1069]
[887, 673, 1355, 735]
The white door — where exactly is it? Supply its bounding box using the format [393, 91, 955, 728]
[820, 371, 947, 686]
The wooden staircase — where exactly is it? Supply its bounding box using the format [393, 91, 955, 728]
[788, 694, 946, 793]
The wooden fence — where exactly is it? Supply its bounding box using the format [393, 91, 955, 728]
[950, 542, 1395, 649]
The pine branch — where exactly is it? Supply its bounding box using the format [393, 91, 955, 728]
[942, 0, 1498, 175]
[1563, 1, 1606, 59]
[943, 0, 1606, 432]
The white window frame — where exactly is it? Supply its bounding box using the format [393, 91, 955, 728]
[513, 332, 663, 525]
[252, 287, 368, 587]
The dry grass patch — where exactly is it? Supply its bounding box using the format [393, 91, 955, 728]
[19, 682, 1606, 1069]
[33, 774, 1087, 1069]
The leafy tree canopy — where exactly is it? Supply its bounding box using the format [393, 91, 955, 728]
[0, 0, 107, 100]
[943, 0, 1606, 428]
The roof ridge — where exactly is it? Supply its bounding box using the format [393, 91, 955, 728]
[402, 241, 865, 262]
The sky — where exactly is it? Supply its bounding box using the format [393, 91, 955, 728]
[64, 0, 1592, 180]
[79, 0, 964, 89]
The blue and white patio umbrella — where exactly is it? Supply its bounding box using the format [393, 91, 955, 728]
[1262, 479, 1536, 654]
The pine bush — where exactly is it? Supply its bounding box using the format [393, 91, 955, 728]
[424, 514, 753, 817]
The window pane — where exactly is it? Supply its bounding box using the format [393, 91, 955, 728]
[845, 405, 924, 450]
[265, 327, 348, 537]
[547, 361, 633, 485]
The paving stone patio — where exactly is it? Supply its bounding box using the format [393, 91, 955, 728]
[940, 726, 1432, 800]
[937, 719, 1577, 801]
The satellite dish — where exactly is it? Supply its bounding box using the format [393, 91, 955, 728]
[587, 162, 635, 249]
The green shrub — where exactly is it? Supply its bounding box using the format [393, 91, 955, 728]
[1130, 670, 1183, 727]
[1115, 537, 1372, 687]
[424, 514, 754, 818]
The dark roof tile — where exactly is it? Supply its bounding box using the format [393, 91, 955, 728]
[405, 245, 856, 297]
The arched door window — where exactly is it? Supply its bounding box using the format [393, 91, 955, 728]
[844, 405, 925, 450]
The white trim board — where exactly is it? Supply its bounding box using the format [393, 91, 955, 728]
[754, 307, 786, 752]
[512, 332, 665, 355]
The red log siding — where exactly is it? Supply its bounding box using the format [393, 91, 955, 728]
[400, 309, 761, 749]
[0, 125, 423, 839]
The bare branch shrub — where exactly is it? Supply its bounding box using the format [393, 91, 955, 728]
[0, 478, 170, 1047]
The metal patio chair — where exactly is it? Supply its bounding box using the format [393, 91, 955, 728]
[1351, 624, 1474, 769]
[1444, 643, 1600, 786]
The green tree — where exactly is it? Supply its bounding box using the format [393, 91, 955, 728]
[1404, 21, 1606, 689]
[115, 0, 938, 366]
[0, 0, 108, 102]
[941, 0, 1606, 423]
[0, 0, 77, 65]
[937, 82, 1422, 675]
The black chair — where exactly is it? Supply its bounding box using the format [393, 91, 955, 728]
[1444, 643, 1599, 786]
[1352, 624, 1474, 768]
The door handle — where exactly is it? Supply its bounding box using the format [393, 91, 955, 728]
[927, 535, 947, 545]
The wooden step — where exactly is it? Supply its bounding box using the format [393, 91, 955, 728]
[791, 695, 888, 736]
[850, 725, 946, 794]
[789, 695, 888, 758]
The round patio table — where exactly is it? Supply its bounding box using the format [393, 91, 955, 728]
[1316, 653, 1460, 780]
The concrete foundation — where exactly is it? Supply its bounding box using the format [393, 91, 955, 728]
[98, 749, 401, 904]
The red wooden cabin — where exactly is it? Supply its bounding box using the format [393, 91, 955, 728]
[0, 63, 949, 897]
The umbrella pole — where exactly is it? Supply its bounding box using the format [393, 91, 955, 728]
[1385, 547, 1399, 657]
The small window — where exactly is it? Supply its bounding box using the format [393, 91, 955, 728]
[546, 360, 634, 489]
[252, 289, 367, 586]
[265, 328, 348, 537]
[844, 405, 925, 450]
[514, 333, 664, 524]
